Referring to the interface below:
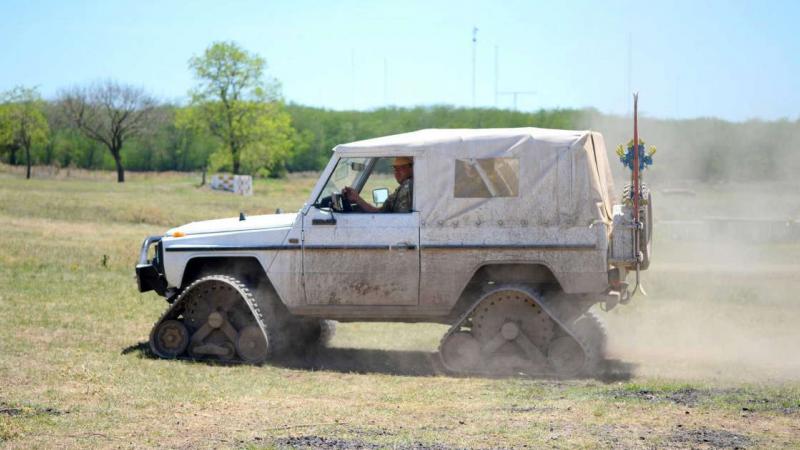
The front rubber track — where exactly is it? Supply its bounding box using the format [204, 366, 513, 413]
[148, 274, 281, 364]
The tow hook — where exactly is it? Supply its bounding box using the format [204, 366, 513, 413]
[600, 289, 623, 312]
[619, 283, 632, 305]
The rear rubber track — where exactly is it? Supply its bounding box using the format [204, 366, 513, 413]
[438, 284, 607, 377]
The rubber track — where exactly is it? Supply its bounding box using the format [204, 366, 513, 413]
[568, 310, 607, 375]
[437, 284, 606, 377]
[148, 274, 275, 363]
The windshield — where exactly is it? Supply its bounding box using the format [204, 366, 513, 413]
[318, 157, 371, 201]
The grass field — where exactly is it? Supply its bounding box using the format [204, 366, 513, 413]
[1, 166, 799, 449]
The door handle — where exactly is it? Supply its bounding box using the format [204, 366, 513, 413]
[312, 217, 337, 225]
[390, 241, 416, 250]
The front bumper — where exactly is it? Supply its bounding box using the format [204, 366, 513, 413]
[135, 235, 167, 295]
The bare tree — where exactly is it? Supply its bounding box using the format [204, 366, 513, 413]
[59, 80, 157, 182]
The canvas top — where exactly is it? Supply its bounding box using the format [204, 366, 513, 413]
[333, 128, 617, 231]
[333, 128, 588, 156]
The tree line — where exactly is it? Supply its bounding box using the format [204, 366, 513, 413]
[2, 41, 799, 183]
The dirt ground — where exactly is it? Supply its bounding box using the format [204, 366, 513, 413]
[1, 171, 799, 448]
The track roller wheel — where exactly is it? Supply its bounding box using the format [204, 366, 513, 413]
[152, 319, 189, 358]
[290, 319, 337, 351]
[440, 331, 481, 372]
[236, 325, 269, 363]
[547, 335, 584, 375]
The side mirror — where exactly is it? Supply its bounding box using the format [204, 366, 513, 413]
[372, 188, 389, 206]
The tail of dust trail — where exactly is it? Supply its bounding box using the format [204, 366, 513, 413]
[585, 108, 800, 382]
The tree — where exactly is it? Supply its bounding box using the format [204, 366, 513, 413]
[188, 41, 294, 175]
[0, 86, 50, 179]
[58, 80, 157, 182]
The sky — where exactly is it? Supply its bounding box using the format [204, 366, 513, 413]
[2, 0, 799, 121]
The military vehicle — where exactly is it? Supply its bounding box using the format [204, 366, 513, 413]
[136, 127, 652, 376]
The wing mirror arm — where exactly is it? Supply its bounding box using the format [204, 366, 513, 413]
[309, 200, 337, 225]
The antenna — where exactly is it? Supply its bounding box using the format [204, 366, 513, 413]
[472, 26, 478, 107]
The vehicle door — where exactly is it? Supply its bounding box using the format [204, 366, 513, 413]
[302, 157, 419, 306]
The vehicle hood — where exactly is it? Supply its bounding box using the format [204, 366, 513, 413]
[166, 213, 298, 236]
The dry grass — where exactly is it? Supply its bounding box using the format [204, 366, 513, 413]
[1, 168, 799, 449]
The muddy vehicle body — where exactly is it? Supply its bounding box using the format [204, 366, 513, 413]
[136, 128, 652, 375]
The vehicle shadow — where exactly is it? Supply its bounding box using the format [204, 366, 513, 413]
[278, 347, 443, 376]
[276, 347, 636, 382]
[121, 342, 635, 381]
[121, 341, 442, 375]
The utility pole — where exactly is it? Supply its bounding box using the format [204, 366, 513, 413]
[383, 58, 388, 106]
[351, 49, 356, 110]
[497, 91, 537, 110]
[472, 26, 478, 107]
[494, 45, 499, 107]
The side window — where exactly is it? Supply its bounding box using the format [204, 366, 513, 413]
[360, 156, 414, 213]
[361, 157, 400, 207]
[314, 156, 413, 213]
[454, 158, 519, 198]
[317, 157, 370, 202]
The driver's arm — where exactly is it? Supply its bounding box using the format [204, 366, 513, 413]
[342, 186, 380, 213]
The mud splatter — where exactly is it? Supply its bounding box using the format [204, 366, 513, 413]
[0, 401, 65, 417]
[607, 387, 739, 407]
[667, 427, 753, 449]
[274, 435, 464, 450]
[350, 281, 381, 297]
[0, 407, 22, 417]
[276, 435, 380, 449]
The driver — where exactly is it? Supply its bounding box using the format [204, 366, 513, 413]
[342, 157, 413, 213]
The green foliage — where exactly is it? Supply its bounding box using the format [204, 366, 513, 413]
[0, 86, 50, 177]
[187, 41, 294, 176]
[51, 128, 105, 168]
[2, 79, 800, 184]
[283, 104, 583, 172]
[124, 105, 217, 172]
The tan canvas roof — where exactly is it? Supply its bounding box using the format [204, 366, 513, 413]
[333, 128, 588, 156]
[335, 128, 616, 230]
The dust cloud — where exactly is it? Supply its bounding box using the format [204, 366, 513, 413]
[586, 111, 800, 382]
